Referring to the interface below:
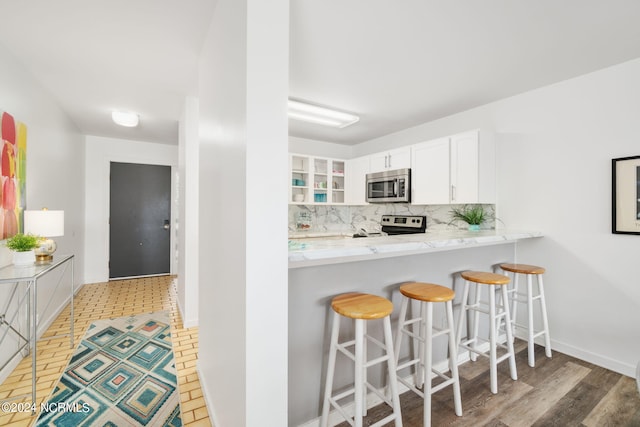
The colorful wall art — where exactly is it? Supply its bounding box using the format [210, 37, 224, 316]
[1, 111, 26, 239]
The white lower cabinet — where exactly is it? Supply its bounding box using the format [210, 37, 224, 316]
[411, 130, 495, 204]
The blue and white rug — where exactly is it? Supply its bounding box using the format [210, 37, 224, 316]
[36, 311, 181, 427]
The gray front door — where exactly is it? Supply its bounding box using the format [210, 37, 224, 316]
[109, 162, 171, 279]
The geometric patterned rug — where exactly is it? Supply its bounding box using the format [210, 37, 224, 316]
[35, 311, 181, 427]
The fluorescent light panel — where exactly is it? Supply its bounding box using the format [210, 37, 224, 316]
[288, 100, 359, 128]
[112, 111, 139, 127]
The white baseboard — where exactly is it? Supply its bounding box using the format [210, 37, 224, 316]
[510, 329, 636, 378]
[172, 279, 197, 328]
[549, 338, 635, 378]
[196, 361, 220, 427]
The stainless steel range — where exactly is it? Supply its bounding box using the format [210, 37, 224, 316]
[353, 214, 426, 237]
[381, 214, 426, 235]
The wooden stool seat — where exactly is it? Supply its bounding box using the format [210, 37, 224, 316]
[331, 292, 393, 319]
[461, 271, 510, 285]
[500, 263, 545, 275]
[400, 282, 455, 303]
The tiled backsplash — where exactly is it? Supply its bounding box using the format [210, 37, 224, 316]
[289, 204, 496, 234]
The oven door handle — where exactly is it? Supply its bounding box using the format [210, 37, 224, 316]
[393, 179, 398, 196]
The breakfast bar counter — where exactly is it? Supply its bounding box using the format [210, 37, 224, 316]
[287, 229, 542, 426]
[289, 229, 543, 268]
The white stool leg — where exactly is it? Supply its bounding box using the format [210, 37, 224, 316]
[417, 301, 427, 388]
[511, 271, 519, 339]
[455, 281, 470, 356]
[526, 274, 535, 367]
[501, 284, 518, 381]
[488, 285, 498, 394]
[423, 301, 433, 427]
[321, 312, 341, 427]
[362, 321, 368, 416]
[470, 282, 481, 362]
[394, 296, 409, 370]
[445, 300, 462, 417]
[354, 319, 364, 427]
[383, 316, 403, 427]
[538, 274, 552, 358]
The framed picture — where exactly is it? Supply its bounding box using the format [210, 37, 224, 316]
[1, 111, 27, 239]
[612, 155, 640, 234]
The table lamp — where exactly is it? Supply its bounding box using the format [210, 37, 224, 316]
[24, 209, 64, 262]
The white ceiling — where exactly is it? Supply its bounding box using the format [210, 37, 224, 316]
[1, 1, 639, 146]
[0, 0, 215, 144]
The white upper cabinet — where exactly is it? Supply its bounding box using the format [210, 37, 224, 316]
[450, 130, 495, 204]
[369, 147, 411, 172]
[411, 137, 451, 204]
[411, 130, 495, 204]
[290, 129, 494, 206]
[345, 155, 370, 205]
[289, 154, 346, 205]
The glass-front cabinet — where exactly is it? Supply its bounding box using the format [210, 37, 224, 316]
[289, 154, 346, 204]
[290, 155, 310, 203]
[330, 160, 345, 204]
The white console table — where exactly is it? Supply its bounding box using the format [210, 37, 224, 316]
[0, 254, 74, 412]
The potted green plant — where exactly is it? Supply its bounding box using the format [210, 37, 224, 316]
[5, 233, 42, 265]
[449, 205, 487, 231]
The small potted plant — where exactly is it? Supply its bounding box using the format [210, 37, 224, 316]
[449, 205, 487, 231]
[5, 233, 42, 266]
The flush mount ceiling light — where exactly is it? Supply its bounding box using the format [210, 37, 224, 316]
[288, 99, 359, 128]
[111, 111, 139, 127]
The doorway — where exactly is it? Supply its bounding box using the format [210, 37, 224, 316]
[109, 162, 171, 279]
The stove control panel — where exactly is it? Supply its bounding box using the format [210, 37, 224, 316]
[381, 215, 426, 231]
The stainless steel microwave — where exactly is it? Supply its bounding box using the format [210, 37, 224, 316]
[366, 168, 411, 203]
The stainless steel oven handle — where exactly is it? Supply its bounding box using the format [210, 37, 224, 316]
[393, 180, 398, 196]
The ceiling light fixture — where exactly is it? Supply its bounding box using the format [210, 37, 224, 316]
[112, 111, 139, 127]
[288, 99, 359, 128]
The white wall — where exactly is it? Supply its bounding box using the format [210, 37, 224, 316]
[84, 135, 178, 284]
[177, 97, 199, 327]
[197, 0, 289, 425]
[355, 58, 640, 377]
[0, 41, 85, 383]
[289, 136, 354, 159]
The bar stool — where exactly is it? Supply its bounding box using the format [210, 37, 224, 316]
[456, 271, 517, 394]
[321, 292, 403, 427]
[499, 263, 551, 367]
[394, 282, 462, 427]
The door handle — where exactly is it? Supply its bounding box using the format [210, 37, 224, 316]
[163, 220, 170, 230]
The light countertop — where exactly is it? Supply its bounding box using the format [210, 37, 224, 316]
[288, 229, 543, 268]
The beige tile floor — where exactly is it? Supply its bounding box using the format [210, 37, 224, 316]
[0, 275, 211, 427]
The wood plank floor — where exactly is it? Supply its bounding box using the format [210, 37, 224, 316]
[344, 340, 640, 426]
[0, 276, 211, 427]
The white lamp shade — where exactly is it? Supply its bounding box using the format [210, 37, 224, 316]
[24, 210, 64, 237]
